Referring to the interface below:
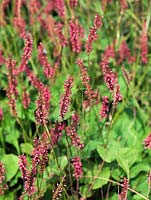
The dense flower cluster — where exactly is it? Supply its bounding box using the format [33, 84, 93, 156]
[144, 132, 151, 149]
[76, 58, 98, 108]
[60, 76, 74, 119]
[117, 40, 135, 65]
[0, 108, 3, 121]
[100, 60, 117, 91]
[26, 67, 44, 90]
[19, 136, 50, 198]
[28, 0, 41, 25]
[85, 14, 103, 54]
[6, 58, 18, 116]
[13, 0, 25, 34]
[140, 22, 148, 64]
[38, 43, 54, 78]
[0, 161, 8, 195]
[55, 22, 68, 47]
[50, 122, 65, 146]
[22, 88, 30, 109]
[120, 0, 128, 10]
[102, 43, 115, 61]
[113, 84, 122, 107]
[69, 0, 78, 8]
[72, 156, 83, 179]
[66, 113, 84, 149]
[118, 178, 129, 200]
[55, 0, 65, 17]
[100, 96, 109, 120]
[18, 155, 28, 181]
[35, 86, 51, 125]
[69, 19, 84, 53]
[17, 33, 33, 74]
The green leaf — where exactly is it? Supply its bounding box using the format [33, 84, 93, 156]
[115, 147, 140, 179]
[80, 185, 92, 198]
[97, 140, 121, 163]
[49, 156, 68, 175]
[20, 143, 33, 155]
[84, 166, 110, 190]
[93, 167, 110, 189]
[130, 163, 150, 179]
[1, 154, 19, 181]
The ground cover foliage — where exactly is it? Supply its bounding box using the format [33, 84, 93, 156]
[0, 0, 151, 199]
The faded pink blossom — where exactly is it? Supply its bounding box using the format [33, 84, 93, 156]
[55, 22, 68, 47]
[140, 22, 148, 64]
[0, 50, 5, 65]
[117, 40, 135, 65]
[0, 108, 3, 120]
[6, 58, 18, 116]
[69, 19, 84, 53]
[102, 43, 115, 61]
[120, 0, 128, 10]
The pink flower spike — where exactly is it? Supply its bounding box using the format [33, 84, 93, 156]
[38, 43, 54, 78]
[118, 178, 129, 200]
[100, 96, 109, 120]
[60, 76, 74, 119]
[72, 156, 83, 179]
[140, 22, 148, 64]
[144, 133, 151, 149]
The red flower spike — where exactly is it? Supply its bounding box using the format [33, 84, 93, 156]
[38, 43, 54, 78]
[100, 60, 117, 91]
[144, 133, 151, 149]
[35, 86, 51, 125]
[72, 156, 83, 179]
[55, 0, 65, 17]
[66, 113, 84, 149]
[69, 19, 84, 54]
[118, 178, 129, 200]
[69, 0, 78, 8]
[60, 76, 74, 119]
[140, 22, 148, 64]
[0, 161, 8, 195]
[85, 14, 103, 54]
[100, 96, 109, 120]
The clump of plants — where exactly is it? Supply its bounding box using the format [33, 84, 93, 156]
[0, 0, 151, 199]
